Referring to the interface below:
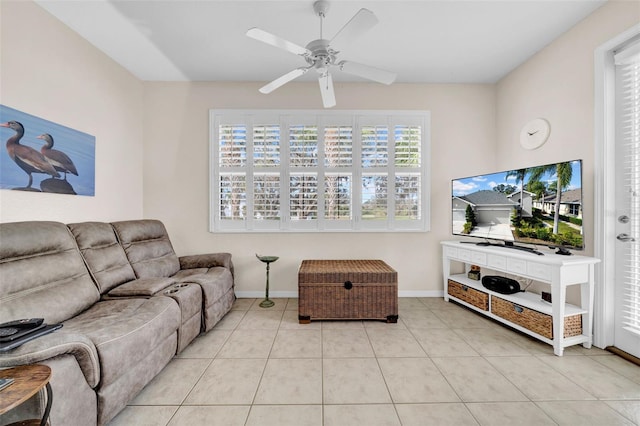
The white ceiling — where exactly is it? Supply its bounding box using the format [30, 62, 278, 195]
[35, 0, 606, 84]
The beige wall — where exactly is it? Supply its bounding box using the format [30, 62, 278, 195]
[496, 0, 640, 258]
[4, 0, 636, 296]
[0, 1, 145, 223]
[142, 82, 496, 295]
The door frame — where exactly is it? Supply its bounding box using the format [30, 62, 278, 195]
[593, 24, 640, 349]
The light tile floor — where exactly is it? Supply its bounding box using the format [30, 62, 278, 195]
[108, 297, 640, 426]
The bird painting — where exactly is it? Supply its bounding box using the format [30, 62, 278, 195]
[1, 104, 96, 196]
[38, 133, 78, 179]
[1, 120, 60, 189]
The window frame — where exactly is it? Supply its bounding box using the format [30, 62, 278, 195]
[210, 109, 431, 233]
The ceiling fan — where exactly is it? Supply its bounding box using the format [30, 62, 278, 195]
[246, 0, 397, 108]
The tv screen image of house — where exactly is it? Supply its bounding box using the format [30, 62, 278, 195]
[451, 159, 583, 250]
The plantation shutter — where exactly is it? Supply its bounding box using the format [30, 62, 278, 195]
[615, 40, 640, 337]
[211, 110, 429, 232]
[324, 124, 353, 222]
[253, 123, 281, 224]
[394, 124, 422, 221]
[219, 124, 247, 223]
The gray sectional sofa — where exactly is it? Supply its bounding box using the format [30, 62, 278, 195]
[0, 220, 235, 425]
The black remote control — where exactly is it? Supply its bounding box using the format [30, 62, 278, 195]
[0, 328, 18, 337]
[0, 318, 44, 329]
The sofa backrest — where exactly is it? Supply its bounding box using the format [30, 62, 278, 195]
[68, 222, 137, 294]
[0, 221, 100, 324]
[111, 220, 180, 279]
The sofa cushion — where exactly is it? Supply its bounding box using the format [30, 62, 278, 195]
[68, 222, 137, 294]
[0, 221, 100, 324]
[62, 296, 180, 388]
[97, 332, 176, 426]
[111, 220, 180, 279]
[175, 267, 234, 306]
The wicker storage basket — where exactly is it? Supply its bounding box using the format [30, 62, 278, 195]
[298, 260, 398, 323]
[491, 296, 582, 339]
[447, 279, 489, 311]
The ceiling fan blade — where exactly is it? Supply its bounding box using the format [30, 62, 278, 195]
[330, 8, 378, 50]
[318, 73, 336, 108]
[247, 27, 311, 56]
[339, 61, 397, 85]
[259, 67, 310, 94]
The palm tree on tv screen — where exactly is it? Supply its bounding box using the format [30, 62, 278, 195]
[524, 179, 548, 205]
[528, 162, 573, 234]
[505, 168, 527, 217]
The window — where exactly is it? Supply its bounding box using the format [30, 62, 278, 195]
[568, 204, 580, 216]
[210, 110, 430, 232]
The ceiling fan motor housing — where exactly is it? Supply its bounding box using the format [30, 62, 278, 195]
[305, 39, 336, 72]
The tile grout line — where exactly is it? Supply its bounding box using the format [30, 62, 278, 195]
[365, 324, 404, 425]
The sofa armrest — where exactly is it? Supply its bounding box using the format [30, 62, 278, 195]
[179, 253, 234, 277]
[0, 331, 100, 388]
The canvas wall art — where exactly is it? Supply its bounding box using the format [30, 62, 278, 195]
[0, 105, 95, 196]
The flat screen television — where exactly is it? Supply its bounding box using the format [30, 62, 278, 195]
[451, 159, 583, 255]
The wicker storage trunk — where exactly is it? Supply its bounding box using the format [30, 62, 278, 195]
[298, 260, 398, 323]
[491, 296, 582, 339]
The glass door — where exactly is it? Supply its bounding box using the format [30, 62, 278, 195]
[613, 40, 640, 358]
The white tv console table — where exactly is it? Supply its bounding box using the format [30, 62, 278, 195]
[441, 241, 600, 356]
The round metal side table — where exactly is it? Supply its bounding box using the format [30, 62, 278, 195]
[256, 254, 279, 308]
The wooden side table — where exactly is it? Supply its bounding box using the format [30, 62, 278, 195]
[0, 364, 52, 426]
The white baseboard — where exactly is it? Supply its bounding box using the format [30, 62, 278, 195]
[235, 291, 298, 298]
[235, 290, 444, 298]
[399, 290, 444, 298]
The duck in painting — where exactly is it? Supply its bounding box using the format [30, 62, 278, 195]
[1, 121, 60, 189]
[38, 133, 78, 179]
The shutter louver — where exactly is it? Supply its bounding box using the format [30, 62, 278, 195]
[362, 126, 389, 167]
[395, 174, 420, 219]
[219, 173, 246, 220]
[290, 125, 318, 167]
[325, 126, 353, 167]
[253, 124, 280, 166]
[219, 125, 246, 167]
[362, 174, 388, 220]
[254, 173, 280, 220]
[395, 125, 421, 167]
[290, 173, 318, 220]
[325, 174, 351, 219]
